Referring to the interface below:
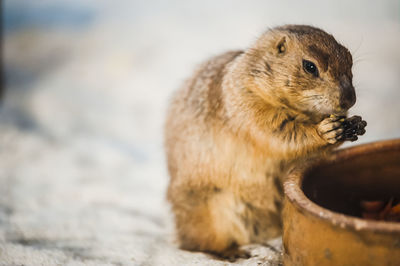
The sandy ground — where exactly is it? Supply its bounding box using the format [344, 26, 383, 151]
[1, 1, 400, 265]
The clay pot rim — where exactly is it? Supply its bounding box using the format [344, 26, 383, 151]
[284, 138, 400, 234]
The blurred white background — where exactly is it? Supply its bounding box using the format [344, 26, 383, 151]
[1, 1, 400, 265]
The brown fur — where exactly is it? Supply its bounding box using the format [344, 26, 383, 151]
[165, 25, 355, 258]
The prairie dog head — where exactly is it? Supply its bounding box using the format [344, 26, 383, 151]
[245, 25, 355, 118]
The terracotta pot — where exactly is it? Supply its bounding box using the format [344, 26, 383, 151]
[283, 139, 400, 266]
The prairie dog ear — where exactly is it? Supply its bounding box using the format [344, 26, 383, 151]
[276, 36, 287, 54]
[251, 30, 289, 56]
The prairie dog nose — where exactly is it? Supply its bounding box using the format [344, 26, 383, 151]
[339, 75, 356, 109]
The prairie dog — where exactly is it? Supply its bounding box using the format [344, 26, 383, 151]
[165, 25, 366, 260]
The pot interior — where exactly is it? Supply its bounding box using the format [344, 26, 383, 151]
[302, 148, 400, 219]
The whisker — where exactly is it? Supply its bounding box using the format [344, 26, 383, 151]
[350, 36, 364, 58]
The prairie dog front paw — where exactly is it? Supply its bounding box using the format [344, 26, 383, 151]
[318, 116, 345, 144]
[318, 115, 367, 144]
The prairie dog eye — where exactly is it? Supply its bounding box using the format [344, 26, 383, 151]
[303, 59, 319, 77]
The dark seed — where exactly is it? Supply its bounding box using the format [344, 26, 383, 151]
[357, 129, 366, 135]
[360, 200, 385, 212]
[344, 128, 353, 134]
[350, 136, 358, 141]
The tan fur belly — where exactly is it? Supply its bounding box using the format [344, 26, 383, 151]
[167, 126, 284, 247]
